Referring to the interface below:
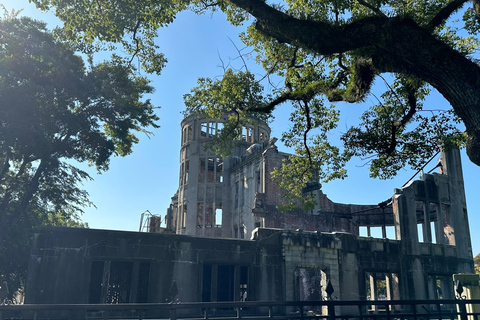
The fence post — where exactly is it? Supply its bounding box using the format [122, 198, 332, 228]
[170, 307, 177, 320]
[328, 302, 335, 320]
[459, 300, 468, 320]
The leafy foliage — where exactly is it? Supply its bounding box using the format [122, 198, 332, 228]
[0, 16, 159, 296]
[30, 0, 480, 208]
[184, 69, 271, 155]
[474, 253, 480, 274]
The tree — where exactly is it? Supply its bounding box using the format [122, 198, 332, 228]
[0, 16, 159, 296]
[30, 0, 480, 172]
[474, 253, 480, 274]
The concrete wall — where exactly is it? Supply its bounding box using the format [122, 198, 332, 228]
[26, 225, 474, 308]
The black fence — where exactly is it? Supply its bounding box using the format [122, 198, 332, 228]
[1, 299, 480, 320]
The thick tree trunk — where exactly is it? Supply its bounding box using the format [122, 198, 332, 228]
[0, 158, 48, 243]
[369, 19, 480, 165]
[228, 0, 480, 165]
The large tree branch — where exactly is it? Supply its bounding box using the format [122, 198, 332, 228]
[228, 0, 480, 165]
[229, 0, 388, 54]
[426, 0, 469, 31]
[247, 80, 333, 113]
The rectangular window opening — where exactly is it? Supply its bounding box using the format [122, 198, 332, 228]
[210, 123, 216, 137]
[429, 202, 438, 243]
[216, 157, 223, 183]
[202, 265, 213, 302]
[205, 202, 213, 226]
[366, 272, 400, 308]
[187, 126, 192, 141]
[137, 263, 150, 303]
[430, 221, 437, 243]
[199, 158, 205, 183]
[217, 265, 235, 301]
[442, 204, 455, 245]
[201, 123, 208, 138]
[295, 267, 322, 314]
[359, 226, 368, 237]
[88, 261, 105, 304]
[182, 203, 187, 228]
[185, 160, 189, 185]
[416, 201, 426, 243]
[242, 127, 247, 141]
[197, 202, 204, 227]
[106, 261, 133, 304]
[215, 204, 222, 227]
[207, 157, 215, 182]
[386, 226, 396, 239]
[240, 266, 248, 301]
[417, 223, 425, 243]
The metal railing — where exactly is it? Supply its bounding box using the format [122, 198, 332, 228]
[1, 299, 479, 320]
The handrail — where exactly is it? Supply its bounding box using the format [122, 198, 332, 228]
[1, 299, 479, 320]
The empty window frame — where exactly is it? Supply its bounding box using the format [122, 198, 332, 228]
[259, 131, 266, 142]
[201, 123, 208, 138]
[184, 160, 189, 185]
[241, 127, 247, 141]
[365, 272, 400, 308]
[182, 125, 193, 144]
[205, 202, 214, 227]
[416, 201, 428, 243]
[295, 268, 325, 314]
[428, 274, 454, 300]
[199, 157, 222, 183]
[180, 160, 189, 186]
[182, 202, 187, 228]
[106, 261, 133, 303]
[416, 201, 441, 244]
[443, 204, 455, 245]
[200, 122, 223, 138]
[216, 157, 223, 183]
[197, 202, 204, 227]
[202, 265, 248, 302]
[255, 171, 261, 193]
[207, 157, 215, 182]
[295, 268, 322, 302]
[88, 261, 151, 304]
[199, 158, 205, 183]
[215, 203, 222, 227]
[247, 128, 253, 142]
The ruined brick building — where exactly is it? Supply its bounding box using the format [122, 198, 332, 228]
[162, 113, 373, 239]
[25, 113, 474, 312]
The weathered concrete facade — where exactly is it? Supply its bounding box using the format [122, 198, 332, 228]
[25, 114, 474, 309]
[170, 114, 272, 238]
[166, 113, 398, 240]
[26, 222, 472, 308]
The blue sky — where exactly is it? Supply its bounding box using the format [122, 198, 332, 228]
[3, 0, 480, 254]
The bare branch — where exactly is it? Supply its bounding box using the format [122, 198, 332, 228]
[378, 74, 404, 107]
[382, 84, 418, 155]
[128, 18, 143, 65]
[228, 37, 249, 72]
[217, 49, 228, 73]
[302, 100, 314, 172]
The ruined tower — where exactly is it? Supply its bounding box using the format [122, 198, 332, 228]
[171, 113, 271, 238]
